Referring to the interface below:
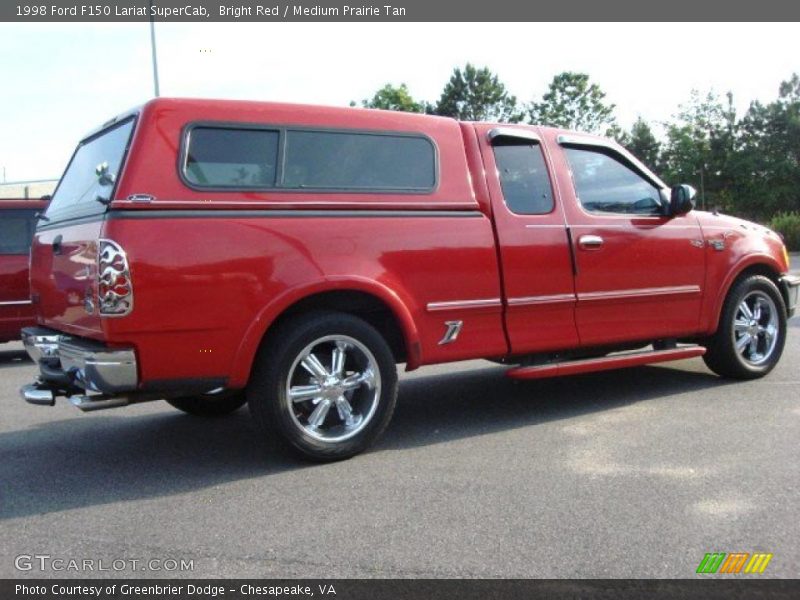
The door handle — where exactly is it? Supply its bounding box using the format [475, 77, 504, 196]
[578, 234, 604, 250]
[52, 235, 63, 255]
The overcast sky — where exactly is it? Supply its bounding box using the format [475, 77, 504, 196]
[0, 22, 798, 182]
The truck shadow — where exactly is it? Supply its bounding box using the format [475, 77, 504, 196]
[0, 347, 30, 369]
[0, 363, 734, 520]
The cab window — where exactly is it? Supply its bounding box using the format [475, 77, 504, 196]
[493, 142, 554, 215]
[565, 147, 663, 215]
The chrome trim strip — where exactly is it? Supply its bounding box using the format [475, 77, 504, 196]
[507, 294, 576, 307]
[0, 300, 31, 306]
[578, 285, 701, 302]
[107, 209, 484, 220]
[557, 133, 668, 189]
[426, 298, 502, 312]
[488, 127, 540, 144]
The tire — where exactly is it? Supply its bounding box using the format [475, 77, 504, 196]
[166, 391, 247, 417]
[247, 311, 398, 462]
[703, 275, 787, 379]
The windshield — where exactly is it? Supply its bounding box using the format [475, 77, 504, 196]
[46, 118, 135, 223]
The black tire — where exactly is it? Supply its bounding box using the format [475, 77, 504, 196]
[703, 275, 787, 379]
[166, 391, 247, 417]
[247, 311, 398, 462]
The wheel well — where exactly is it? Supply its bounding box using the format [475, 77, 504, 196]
[266, 290, 408, 363]
[718, 263, 788, 324]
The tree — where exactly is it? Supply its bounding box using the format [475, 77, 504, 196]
[728, 74, 800, 219]
[624, 117, 662, 173]
[660, 90, 737, 212]
[433, 64, 522, 122]
[352, 83, 424, 113]
[527, 72, 616, 134]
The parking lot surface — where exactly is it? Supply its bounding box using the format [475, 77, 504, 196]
[1, 320, 799, 578]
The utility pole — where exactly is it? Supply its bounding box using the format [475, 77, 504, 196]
[148, 0, 160, 97]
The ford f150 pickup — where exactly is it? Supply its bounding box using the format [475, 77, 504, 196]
[19, 98, 799, 460]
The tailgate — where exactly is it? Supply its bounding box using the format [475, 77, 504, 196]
[30, 117, 136, 339]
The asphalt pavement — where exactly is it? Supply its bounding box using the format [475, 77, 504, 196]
[1, 313, 799, 578]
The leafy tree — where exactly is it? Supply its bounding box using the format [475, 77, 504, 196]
[660, 90, 736, 211]
[352, 83, 424, 113]
[728, 74, 800, 219]
[527, 72, 617, 134]
[624, 117, 662, 173]
[433, 63, 522, 122]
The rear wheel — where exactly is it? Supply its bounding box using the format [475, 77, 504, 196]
[166, 391, 246, 417]
[248, 311, 398, 462]
[703, 275, 787, 379]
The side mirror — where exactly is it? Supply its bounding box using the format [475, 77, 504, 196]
[669, 184, 696, 216]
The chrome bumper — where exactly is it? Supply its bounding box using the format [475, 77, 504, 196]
[781, 275, 800, 318]
[20, 326, 138, 409]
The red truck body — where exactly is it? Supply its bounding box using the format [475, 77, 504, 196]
[0, 199, 48, 343]
[19, 98, 798, 460]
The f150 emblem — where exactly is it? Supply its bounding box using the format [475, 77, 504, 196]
[439, 320, 463, 345]
[708, 239, 726, 251]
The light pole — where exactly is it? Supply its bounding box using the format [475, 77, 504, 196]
[148, 0, 160, 97]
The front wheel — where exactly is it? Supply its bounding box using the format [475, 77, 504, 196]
[248, 311, 398, 462]
[703, 275, 787, 379]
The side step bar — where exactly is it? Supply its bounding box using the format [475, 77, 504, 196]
[506, 346, 706, 380]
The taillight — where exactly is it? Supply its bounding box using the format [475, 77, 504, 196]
[97, 239, 133, 316]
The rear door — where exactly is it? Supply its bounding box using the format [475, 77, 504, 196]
[30, 117, 136, 338]
[551, 133, 705, 346]
[476, 124, 579, 354]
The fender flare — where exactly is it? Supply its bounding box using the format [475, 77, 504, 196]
[228, 276, 422, 388]
[706, 253, 785, 334]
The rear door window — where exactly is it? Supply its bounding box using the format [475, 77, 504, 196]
[47, 118, 135, 223]
[493, 143, 554, 215]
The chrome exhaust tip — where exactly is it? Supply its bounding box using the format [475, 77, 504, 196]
[68, 395, 130, 412]
[20, 384, 55, 407]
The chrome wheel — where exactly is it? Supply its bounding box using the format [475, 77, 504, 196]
[285, 335, 381, 443]
[732, 291, 779, 366]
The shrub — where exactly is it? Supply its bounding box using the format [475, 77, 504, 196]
[769, 212, 800, 251]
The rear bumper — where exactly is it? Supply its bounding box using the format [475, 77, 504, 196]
[20, 326, 138, 401]
[780, 275, 800, 318]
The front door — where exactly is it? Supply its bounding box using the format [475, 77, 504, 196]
[550, 135, 705, 346]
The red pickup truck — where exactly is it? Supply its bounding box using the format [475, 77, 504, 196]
[0, 198, 49, 343]
[19, 98, 799, 460]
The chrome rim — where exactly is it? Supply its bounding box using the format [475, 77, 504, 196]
[285, 335, 381, 442]
[732, 291, 780, 366]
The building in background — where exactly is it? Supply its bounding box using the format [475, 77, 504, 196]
[0, 179, 58, 199]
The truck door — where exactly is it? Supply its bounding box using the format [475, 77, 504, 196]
[476, 125, 579, 354]
[549, 132, 705, 346]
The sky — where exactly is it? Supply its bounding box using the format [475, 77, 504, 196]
[0, 22, 798, 182]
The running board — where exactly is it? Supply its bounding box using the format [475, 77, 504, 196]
[506, 346, 706, 380]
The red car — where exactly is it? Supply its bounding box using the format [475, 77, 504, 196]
[0, 198, 48, 343]
[19, 98, 799, 460]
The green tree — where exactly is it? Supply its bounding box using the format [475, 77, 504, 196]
[352, 83, 424, 113]
[660, 90, 736, 211]
[728, 74, 800, 219]
[433, 63, 522, 122]
[624, 117, 662, 173]
[527, 72, 617, 134]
